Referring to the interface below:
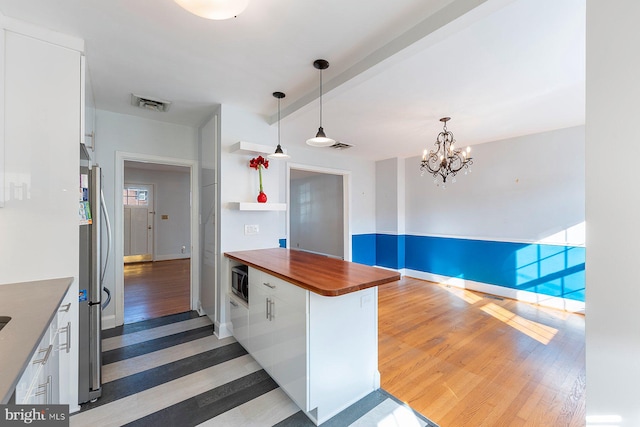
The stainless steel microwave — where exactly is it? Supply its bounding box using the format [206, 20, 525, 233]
[231, 265, 249, 303]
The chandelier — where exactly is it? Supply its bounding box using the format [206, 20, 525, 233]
[420, 117, 472, 186]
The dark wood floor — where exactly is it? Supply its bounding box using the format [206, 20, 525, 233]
[122, 263, 585, 425]
[378, 277, 585, 427]
[123, 259, 191, 324]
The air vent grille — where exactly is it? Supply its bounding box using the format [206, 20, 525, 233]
[330, 141, 352, 150]
[131, 94, 171, 112]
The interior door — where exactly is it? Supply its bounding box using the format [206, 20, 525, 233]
[123, 184, 154, 263]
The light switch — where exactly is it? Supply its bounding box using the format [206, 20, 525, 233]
[244, 224, 259, 235]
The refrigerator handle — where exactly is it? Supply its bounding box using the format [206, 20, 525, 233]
[102, 287, 111, 310]
[100, 189, 113, 309]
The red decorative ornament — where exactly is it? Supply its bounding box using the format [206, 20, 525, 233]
[249, 156, 269, 203]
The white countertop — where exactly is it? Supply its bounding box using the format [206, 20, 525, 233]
[0, 277, 72, 404]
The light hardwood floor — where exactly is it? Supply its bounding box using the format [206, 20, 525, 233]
[379, 277, 585, 427]
[123, 259, 191, 324]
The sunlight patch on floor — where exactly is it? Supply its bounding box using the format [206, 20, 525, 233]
[439, 284, 558, 345]
[439, 283, 483, 304]
[480, 302, 558, 344]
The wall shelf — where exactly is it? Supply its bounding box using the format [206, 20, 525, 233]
[230, 141, 276, 156]
[229, 202, 286, 211]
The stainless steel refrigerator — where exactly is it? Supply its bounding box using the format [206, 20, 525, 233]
[78, 154, 112, 404]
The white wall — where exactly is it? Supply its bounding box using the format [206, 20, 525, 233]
[586, 2, 640, 426]
[405, 125, 585, 244]
[93, 109, 198, 322]
[376, 158, 406, 235]
[124, 167, 191, 260]
[283, 146, 377, 237]
[213, 104, 377, 335]
[290, 172, 344, 258]
[200, 111, 217, 319]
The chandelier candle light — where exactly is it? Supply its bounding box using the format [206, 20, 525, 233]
[249, 155, 269, 203]
[420, 117, 472, 187]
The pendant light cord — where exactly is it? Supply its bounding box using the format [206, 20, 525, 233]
[277, 97, 281, 145]
[319, 68, 323, 127]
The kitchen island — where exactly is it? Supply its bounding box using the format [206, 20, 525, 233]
[224, 248, 400, 425]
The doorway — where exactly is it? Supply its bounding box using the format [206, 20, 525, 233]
[122, 162, 191, 324]
[123, 183, 154, 263]
[287, 164, 351, 260]
[114, 152, 200, 327]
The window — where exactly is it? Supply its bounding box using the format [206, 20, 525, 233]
[123, 188, 149, 206]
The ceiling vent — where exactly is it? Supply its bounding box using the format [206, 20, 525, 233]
[131, 94, 171, 112]
[329, 141, 352, 150]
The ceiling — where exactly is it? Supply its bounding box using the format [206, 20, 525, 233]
[0, 0, 585, 161]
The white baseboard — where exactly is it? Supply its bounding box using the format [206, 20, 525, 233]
[215, 320, 233, 339]
[155, 253, 191, 261]
[403, 269, 585, 313]
[101, 314, 117, 330]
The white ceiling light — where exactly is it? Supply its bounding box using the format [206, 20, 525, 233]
[306, 59, 336, 147]
[174, 0, 250, 20]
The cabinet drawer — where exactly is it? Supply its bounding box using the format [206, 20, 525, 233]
[258, 274, 306, 307]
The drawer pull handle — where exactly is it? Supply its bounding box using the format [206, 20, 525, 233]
[35, 375, 52, 404]
[263, 282, 276, 289]
[58, 321, 71, 353]
[33, 344, 53, 366]
[59, 303, 71, 313]
[230, 299, 239, 308]
[266, 298, 270, 320]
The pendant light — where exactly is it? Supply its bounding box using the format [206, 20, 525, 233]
[269, 92, 290, 159]
[174, 0, 250, 20]
[306, 59, 336, 147]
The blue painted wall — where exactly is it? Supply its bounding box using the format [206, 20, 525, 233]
[352, 234, 585, 302]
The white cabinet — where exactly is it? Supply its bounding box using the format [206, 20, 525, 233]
[229, 263, 379, 426]
[247, 267, 308, 410]
[15, 315, 59, 404]
[229, 294, 249, 349]
[56, 295, 73, 406]
[14, 296, 73, 405]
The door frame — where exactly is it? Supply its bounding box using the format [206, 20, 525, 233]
[286, 163, 352, 261]
[115, 151, 200, 327]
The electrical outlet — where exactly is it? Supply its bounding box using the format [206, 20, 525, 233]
[244, 224, 259, 235]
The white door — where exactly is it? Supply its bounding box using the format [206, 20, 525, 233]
[123, 184, 154, 263]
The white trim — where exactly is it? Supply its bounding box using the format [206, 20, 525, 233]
[155, 253, 191, 261]
[0, 13, 84, 52]
[115, 151, 200, 327]
[101, 314, 116, 330]
[215, 320, 233, 339]
[286, 163, 352, 261]
[403, 268, 585, 313]
[378, 231, 585, 248]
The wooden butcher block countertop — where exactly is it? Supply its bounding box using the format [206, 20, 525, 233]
[224, 248, 400, 296]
